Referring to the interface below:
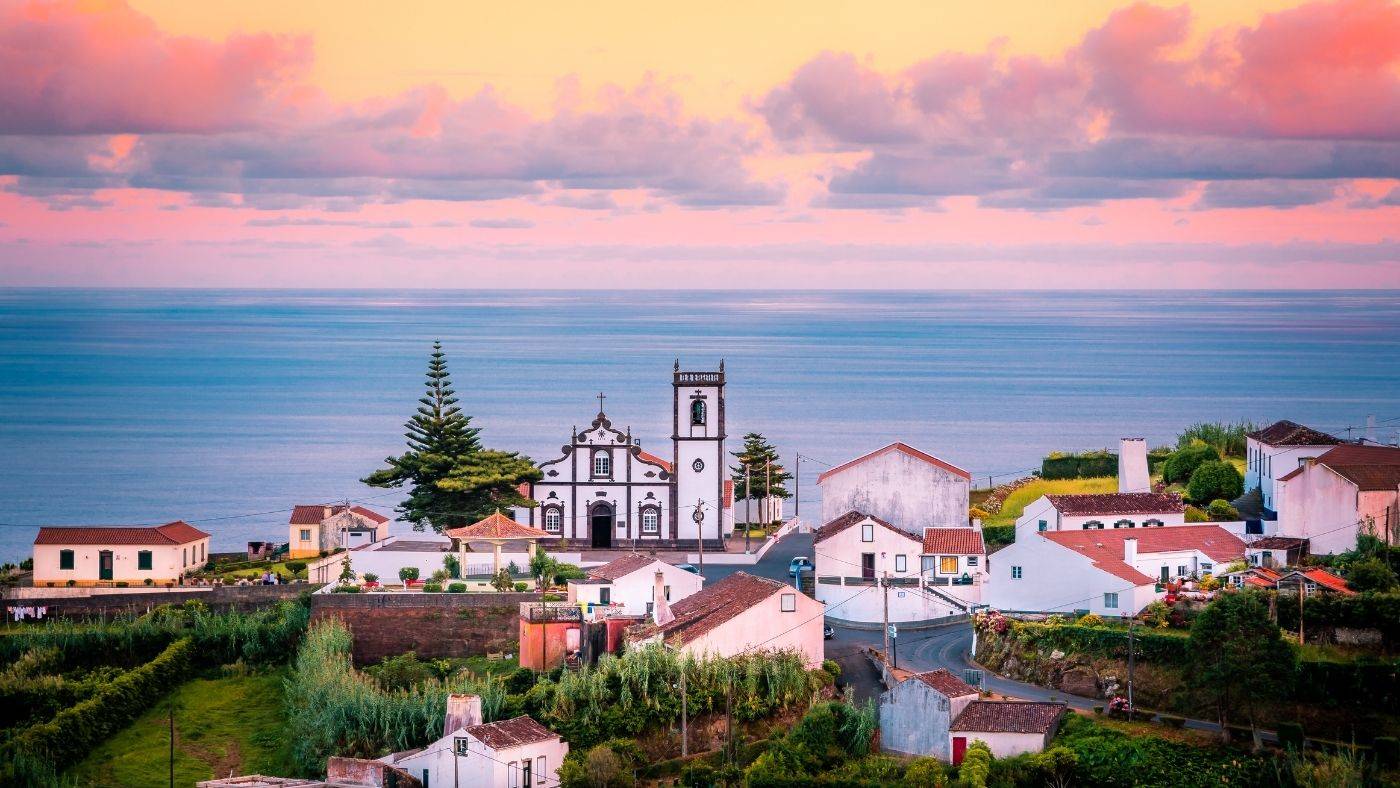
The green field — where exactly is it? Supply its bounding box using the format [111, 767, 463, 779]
[67, 669, 295, 787]
[985, 476, 1119, 525]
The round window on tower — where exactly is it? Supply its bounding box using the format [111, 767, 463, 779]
[692, 458, 705, 472]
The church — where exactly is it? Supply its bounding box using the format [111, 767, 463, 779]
[514, 361, 734, 550]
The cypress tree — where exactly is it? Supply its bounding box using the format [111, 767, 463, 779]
[729, 432, 792, 500]
[363, 342, 540, 531]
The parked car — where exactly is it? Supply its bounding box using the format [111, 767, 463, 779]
[789, 557, 813, 577]
[676, 563, 700, 574]
[823, 624, 835, 640]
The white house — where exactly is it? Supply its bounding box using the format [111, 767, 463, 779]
[384, 715, 567, 788]
[817, 442, 971, 535]
[627, 571, 826, 668]
[949, 701, 1066, 764]
[880, 669, 980, 761]
[985, 525, 1245, 615]
[1014, 493, 1185, 539]
[1274, 443, 1400, 555]
[32, 521, 211, 587]
[566, 553, 704, 616]
[1245, 421, 1341, 516]
[288, 504, 391, 559]
[814, 512, 984, 624]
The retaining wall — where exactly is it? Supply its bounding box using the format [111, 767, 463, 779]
[310, 592, 538, 665]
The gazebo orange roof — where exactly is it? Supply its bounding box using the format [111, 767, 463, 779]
[445, 512, 550, 541]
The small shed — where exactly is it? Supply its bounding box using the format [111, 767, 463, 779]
[949, 700, 1066, 763]
[879, 669, 979, 761]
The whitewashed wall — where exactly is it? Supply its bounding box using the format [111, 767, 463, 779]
[820, 450, 969, 533]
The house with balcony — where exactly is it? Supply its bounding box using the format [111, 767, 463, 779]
[814, 511, 983, 624]
[1245, 421, 1341, 518]
[985, 525, 1245, 615]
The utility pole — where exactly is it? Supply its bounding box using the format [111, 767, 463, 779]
[680, 667, 688, 757]
[693, 501, 705, 576]
[168, 701, 175, 788]
[1126, 615, 1135, 715]
[1299, 584, 1305, 645]
[765, 458, 772, 526]
[882, 572, 891, 666]
[794, 454, 800, 519]
[744, 463, 752, 554]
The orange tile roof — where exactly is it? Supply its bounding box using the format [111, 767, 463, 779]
[922, 527, 985, 555]
[1300, 568, 1354, 595]
[1040, 525, 1246, 586]
[34, 520, 209, 546]
[445, 512, 551, 540]
[816, 442, 970, 484]
[289, 504, 389, 525]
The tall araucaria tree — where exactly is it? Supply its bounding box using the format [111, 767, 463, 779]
[730, 432, 793, 501]
[363, 342, 540, 531]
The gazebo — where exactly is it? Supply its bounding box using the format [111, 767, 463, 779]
[444, 512, 551, 578]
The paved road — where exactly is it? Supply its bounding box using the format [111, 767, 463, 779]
[697, 531, 813, 586]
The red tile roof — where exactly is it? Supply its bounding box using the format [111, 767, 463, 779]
[816, 442, 970, 484]
[1276, 445, 1400, 490]
[464, 716, 557, 750]
[629, 572, 787, 647]
[34, 520, 209, 546]
[951, 701, 1066, 734]
[637, 450, 673, 473]
[1248, 421, 1340, 447]
[1286, 568, 1355, 595]
[1248, 536, 1309, 551]
[288, 504, 389, 525]
[445, 512, 551, 540]
[922, 527, 985, 555]
[910, 668, 979, 698]
[1041, 526, 1246, 586]
[587, 553, 664, 582]
[814, 511, 916, 546]
[1244, 575, 1275, 589]
[1044, 493, 1184, 516]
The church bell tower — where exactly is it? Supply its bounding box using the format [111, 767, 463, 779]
[671, 360, 725, 544]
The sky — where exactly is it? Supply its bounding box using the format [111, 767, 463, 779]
[0, 0, 1397, 288]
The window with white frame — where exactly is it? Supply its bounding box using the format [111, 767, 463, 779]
[543, 508, 562, 533]
[894, 554, 907, 572]
[1143, 519, 1164, 527]
[300, 528, 312, 541]
[780, 593, 796, 612]
[1114, 519, 1133, 529]
[1104, 592, 1119, 609]
[966, 556, 979, 567]
[592, 450, 612, 478]
[1201, 562, 1213, 573]
[861, 524, 874, 542]
[508, 761, 519, 788]
[1177, 565, 1188, 576]
[1083, 521, 1105, 530]
[536, 756, 546, 784]
[641, 507, 659, 534]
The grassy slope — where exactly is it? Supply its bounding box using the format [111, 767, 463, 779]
[67, 669, 295, 787]
[985, 477, 1119, 526]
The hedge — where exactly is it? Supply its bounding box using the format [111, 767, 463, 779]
[982, 523, 1015, 548]
[1276, 592, 1400, 646]
[1041, 452, 1118, 480]
[2, 637, 194, 786]
[1009, 621, 1190, 666]
[1292, 659, 1400, 708]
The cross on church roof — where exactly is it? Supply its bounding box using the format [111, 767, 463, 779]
[597, 391, 606, 413]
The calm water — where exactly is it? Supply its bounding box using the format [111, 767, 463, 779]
[1, 289, 1398, 561]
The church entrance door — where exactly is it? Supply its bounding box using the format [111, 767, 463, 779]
[590, 503, 614, 549]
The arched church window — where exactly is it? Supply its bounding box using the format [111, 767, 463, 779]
[592, 450, 611, 478]
[641, 507, 660, 534]
[691, 399, 706, 426]
[543, 507, 563, 533]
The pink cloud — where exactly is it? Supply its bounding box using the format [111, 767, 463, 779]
[0, 0, 314, 134]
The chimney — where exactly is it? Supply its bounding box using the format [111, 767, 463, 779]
[444, 694, 482, 736]
[1123, 537, 1138, 566]
[1118, 438, 1150, 494]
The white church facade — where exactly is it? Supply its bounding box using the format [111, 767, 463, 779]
[515, 362, 733, 550]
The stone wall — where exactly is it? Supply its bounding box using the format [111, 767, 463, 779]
[310, 592, 537, 665]
[974, 625, 1184, 709]
[5, 584, 313, 619]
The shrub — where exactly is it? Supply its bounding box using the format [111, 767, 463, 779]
[982, 524, 1015, 548]
[1206, 499, 1240, 520]
[363, 573, 379, 584]
[1275, 721, 1304, 750]
[66, 579, 76, 587]
[1345, 558, 1397, 593]
[143, 578, 153, 586]
[422, 582, 443, 593]
[490, 569, 514, 592]
[1184, 505, 1210, 523]
[957, 740, 992, 788]
[443, 554, 461, 579]
[1139, 601, 1170, 628]
[582, 744, 632, 787]
[1092, 705, 1104, 715]
[332, 584, 362, 593]
[1077, 612, 1105, 627]
[902, 756, 947, 787]
[1162, 443, 1221, 484]
[552, 563, 588, 581]
[399, 566, 420, 583]
[822, 658, 842, 679]
[1186, 461, 1243, 504]
[1372, 736, 1399, 768]
[513, 582, 528, 592]
[446, 582, 467, 593]
[285, 561, 307, 573]
[969, 506, 990, 520]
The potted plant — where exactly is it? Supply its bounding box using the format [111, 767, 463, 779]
[363, 572, 380, 589]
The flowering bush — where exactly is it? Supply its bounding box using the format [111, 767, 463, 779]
[1107, 696, 1130, 718]
[975, 610, 1010, 634]
[1076, 613, 1105, 627]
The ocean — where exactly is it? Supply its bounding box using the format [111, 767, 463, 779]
[1, 289, 1398, 562]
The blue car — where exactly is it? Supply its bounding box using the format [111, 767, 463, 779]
[676, 563, 700, 574]
[789, 557, 813, 577]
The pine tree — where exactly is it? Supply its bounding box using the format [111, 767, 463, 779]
[363, 342, 540, 531]
[729, 432, 793, 500]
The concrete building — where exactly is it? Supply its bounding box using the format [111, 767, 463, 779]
[1118, 437, 1151, 493]
[817, 442, 971, 535]
[880, 669, 979, 760]
[1014, 493, 1185, 539]
[814, 512, 984, 624]
[985, 525, 1245, 615]
[288, 504, 391, 559]
[32, 521, 210, 587]
[628, 571, 825, 668]
[949, 701, 1066, 764]
[1245, 421, 1341, 516]
[566, 553, 704, 616]
[1274, 443, 1400, 555]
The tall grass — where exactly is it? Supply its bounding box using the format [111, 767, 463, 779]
[284, 618, 506, 775]
[1176, 421, 1256, 458]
